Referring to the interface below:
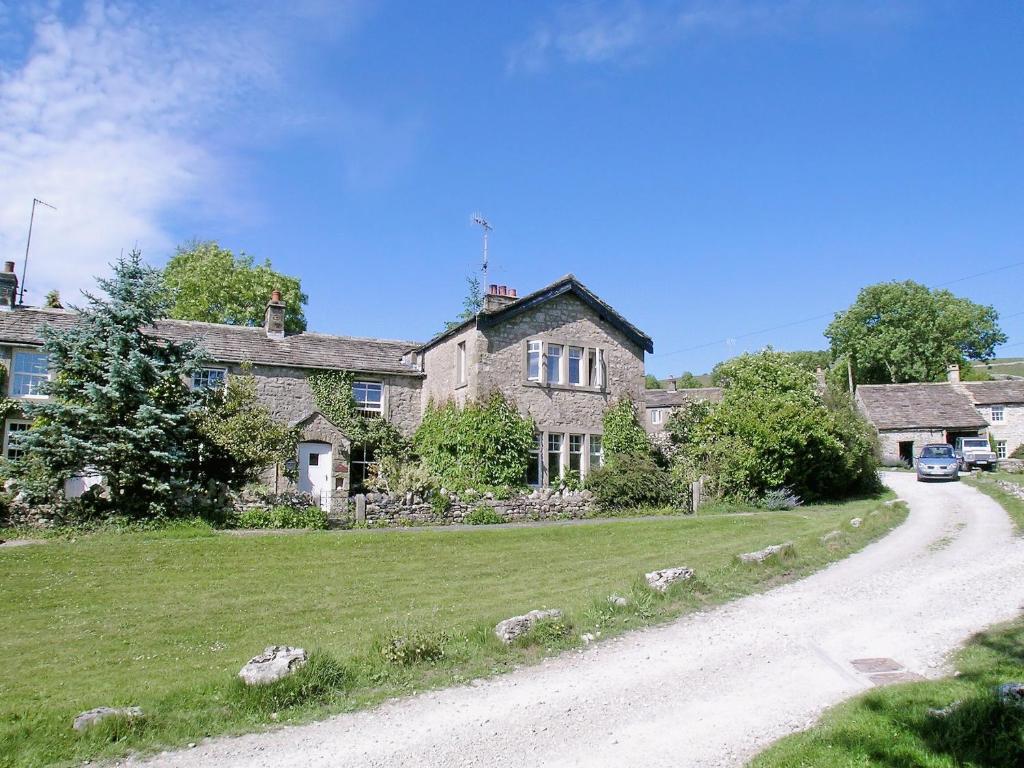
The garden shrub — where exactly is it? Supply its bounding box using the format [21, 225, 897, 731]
[759, 487, 803, 510]
[1013, 444, 1024, 460]
[238, 504, 327, 529]
[414, 392, 534, 491]
[377, 629, 447, 665]
[602, 397, 650, 458]
[585, 453, 684, 511]
[464, 504, 503, 525]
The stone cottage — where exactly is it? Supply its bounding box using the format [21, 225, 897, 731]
[0, 265, 655, 511]
[855, 364, 1024, 465]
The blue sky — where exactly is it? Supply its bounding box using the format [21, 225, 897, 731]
[1, 1, 1022, 376]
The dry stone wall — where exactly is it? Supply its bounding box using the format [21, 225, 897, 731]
[356, 488, 595, 526]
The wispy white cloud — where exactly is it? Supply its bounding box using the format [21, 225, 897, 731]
[507, 0, 920, 73]
[0, 0, 361, 305]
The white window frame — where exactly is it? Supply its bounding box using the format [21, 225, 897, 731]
[352, 381, 384, 417]
[10, 349, 51, 399]
[526, 341, 542, 382]
[546, 344, 564, 385]
[547, 433, 563, 483]
[456, 341, 467, 387]
[526, 432, 543, 487]
[651, 409, 663, 425]
[3, 419, 31, 460]
[568, 434, 584, 475]
[991, 405, 1005, 423]
[191, 366, 227, 391]
[568, 346, 584, 386]
[588, 434, 603, 471]
[996, 440, 1007, 459]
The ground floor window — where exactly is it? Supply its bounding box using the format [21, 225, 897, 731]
[568, 434, 584, 474]
[996, 440, 1007, 459]
[350, 444, 376, 493]
[526, 433, 542, 486]
[4, 420, 31, 460]
[547, 433, 563, 483]
[589, 435, 603, 470]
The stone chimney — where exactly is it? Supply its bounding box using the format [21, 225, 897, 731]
[482, 284, 518, 313]
[265, 289, 286, 339]
[946, 363, 961, 383]
[0, 261, 18, 311]
[666, 376, 677, 391]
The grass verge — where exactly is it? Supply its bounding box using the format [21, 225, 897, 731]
[963, 471, 1024, 531]
[748, 619, 1024, 768]
[0, 495, 904, 767]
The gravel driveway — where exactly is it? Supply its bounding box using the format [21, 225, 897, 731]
[135, 472, 1024, 768]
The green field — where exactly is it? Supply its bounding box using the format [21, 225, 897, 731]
[1, 497, 902, 767]
[749, 619, 1024, 768]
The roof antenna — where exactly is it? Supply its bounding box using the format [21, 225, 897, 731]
[21, 198, 57, 305]
[471, 214, 492, 287]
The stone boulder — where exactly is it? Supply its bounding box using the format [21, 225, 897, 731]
[73, 706, 144, 731]
[608, 594, 629, 607]
[645, 567, 694, 592]
[997, 682, 1024, 709]
[238, 645, 308, 686]
[494, 609, 563, 644]
[821, 530, 842, 544]
[738, 542, 793, 564]
[849, 517, 863, 528]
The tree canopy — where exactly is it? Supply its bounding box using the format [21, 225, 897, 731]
[825, 281, 1005, 384]
[674, 371, 706, 389]
[163, 241, 308, 333]
[644, 374, 663, 389]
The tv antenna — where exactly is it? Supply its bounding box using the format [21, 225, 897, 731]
[471, 214, 492, 286]
[21, 198, 57, 305]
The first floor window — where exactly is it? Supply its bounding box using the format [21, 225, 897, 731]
[589, 435, 603, 470]
[4, 420, 31, 460]
[651, 409, 663, 425]
[547, 433, 563, 482]
[350, 444, 376, 493]
[568, 346, 584, 385]
[456, 341, 467, 386]
[996, 440, 1007, 459]
[353, 381, 383, 417]
[569, 434, 584, 473]
[546, 344, 563, 384]
[991, 405, 1005, 423]
[526, 433, 542, 486]
[192, 367, 226, 390]
[527, 341, 542, 381]
[11, 351, 49, 397]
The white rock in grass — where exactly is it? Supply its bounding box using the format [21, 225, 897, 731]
[644, 567, 694, 592]
[608, 594, 629, 607]
[494, 609, 562, 644]
[739, 542, 794, 564]
[238, 646, 308, 686]
[73, 706, 144, 731]
[821, 530, 842, 544]
[849, 517, 863, 528]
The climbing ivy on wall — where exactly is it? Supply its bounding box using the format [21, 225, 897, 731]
[413, 392, 535, 492]
[602, 396, 650, 458]
[306, 370, 409, 459]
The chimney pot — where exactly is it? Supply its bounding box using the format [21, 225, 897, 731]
[3, 261, 13, 274]
[271, 289, 282, 302]
[947, 363, 961, 383]
[667, 376, 677, 391]
[510, 288, 517, 298]
[489, 283, 498, 295]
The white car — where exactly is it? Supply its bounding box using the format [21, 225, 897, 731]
[954, 436, 997, 472]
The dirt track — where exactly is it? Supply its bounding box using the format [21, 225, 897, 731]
[135, 472, 1024, 768]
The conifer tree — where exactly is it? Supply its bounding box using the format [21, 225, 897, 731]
[17, 250, 206, 517]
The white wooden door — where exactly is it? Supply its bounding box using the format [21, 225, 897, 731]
[298, 442, 332, 511]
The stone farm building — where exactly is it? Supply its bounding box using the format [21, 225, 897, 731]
[0, 264, 658, 512]
[855, 365, 1024, 465]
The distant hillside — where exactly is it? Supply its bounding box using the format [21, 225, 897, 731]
[973, 357, 1024, 379]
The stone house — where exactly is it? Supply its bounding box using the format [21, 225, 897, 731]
[642, 384, 724, 433]
[0, 265, 654, 511]
[855, 365, 1024, 465]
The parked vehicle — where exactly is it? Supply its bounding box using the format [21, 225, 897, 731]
[916, 444, 960, 482]
[954, 436, 997, 472]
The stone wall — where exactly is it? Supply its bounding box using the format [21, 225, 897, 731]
[354, 488, 595, 526]
[419, 325, 483, 412]
[982, 403, 1024, 459]
[877, 428, 947, 465]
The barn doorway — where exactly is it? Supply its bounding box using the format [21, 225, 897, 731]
[898, 441, 915, 467]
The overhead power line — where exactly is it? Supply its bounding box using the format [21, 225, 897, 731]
[657, 259, 1024, 360]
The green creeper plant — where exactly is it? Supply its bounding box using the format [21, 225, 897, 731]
[601, 396, 650, 458]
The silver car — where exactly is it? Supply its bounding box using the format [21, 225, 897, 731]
[916, 444, 960, 482]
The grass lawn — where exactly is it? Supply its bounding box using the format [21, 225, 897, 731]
[1, 496, 903, 767]
[963, 471, 1024, 531]
[749, 619, 1024, 768]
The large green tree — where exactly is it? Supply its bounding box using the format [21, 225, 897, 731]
[826, 281, 1005, 384]
[669, 350, 879, 501]
[17, 251, 208, 516]
[163, 241, 308, 333]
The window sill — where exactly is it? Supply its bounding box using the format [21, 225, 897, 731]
[455, 382, 468, 391]
[522, 381, 605, 394]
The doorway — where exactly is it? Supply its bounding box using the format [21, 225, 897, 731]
[298, 442, 332, 511]
[898, 441, 915, 467]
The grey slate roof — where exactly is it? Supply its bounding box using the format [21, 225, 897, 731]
[960, 380, 1024, 405]
[418, 274, 654, 354]
[856, 383, 988, 431]
[643, 387, 723, 408]
[0, 308, 423, 376]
